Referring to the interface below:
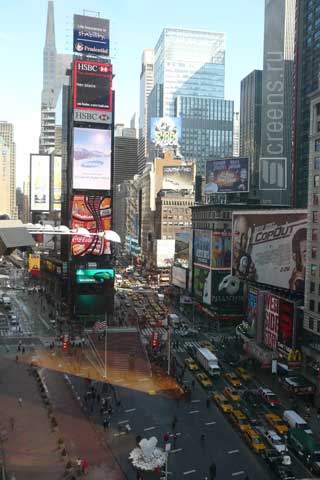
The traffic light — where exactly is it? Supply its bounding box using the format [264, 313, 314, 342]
[62, 334, 69, 352]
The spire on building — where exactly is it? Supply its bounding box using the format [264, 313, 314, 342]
[44, 0, 56, 51]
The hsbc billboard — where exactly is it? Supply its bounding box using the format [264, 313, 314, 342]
[74, 110, 112, 125]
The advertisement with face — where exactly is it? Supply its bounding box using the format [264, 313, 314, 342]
[232, 210, 307, 292]
[30, 154, 50, 211]
[73, 15, 110, 56]
[162, 166, 193, 191]
[171, 266, 187, 289]
[193, 267, 211, 305]
[73, 128, 111, 190]
[211, 271, 243, 314]
[263, 294, 280, 351]
[53, 156, 62, 211]
[204, 157, 249, 194]
[73, 60, 112, 111]
[150, 117, 181, 148]
[277, 299, 294, 354]
[211, 231, 231, 269]
[71, 195, 111, 256]
[194, 230, 211, 266]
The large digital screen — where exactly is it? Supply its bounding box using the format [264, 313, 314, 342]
[278, 299, 294, 354]
[30, 154, 50, 211]
[211, 271, 243, 314]
[194, 230, 211, 266]
[76, 268, 114, 284]
[263, 294, 280, 351]
[232, 210, 307, 292]
[53, 155, 62, 211]
[73, 60, 112, 111]
[171, 266, 187, 289]
[73, 128, 111, 190]
[211, 231, 231, 269]
[205, 157, 249, 194]
[162, 165, 193, 190]
[73, 15, 110, 56]
[175, 230, 192, 268]
[246, 287, 258, 336]
[154, 239, 175, 268]
[150, 117, 181, 148]
[193, 267, 211, 305]
[75, 294, 114, 314]
[71, 195, 111, 256]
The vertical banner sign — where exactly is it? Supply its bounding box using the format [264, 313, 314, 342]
[28, 254, 40, 276]
[194, 230, 211, 266]
[53, 156, 62, 211]
[277, 299, 294, 354]
[263, 294, 280, 350]
[30, 155, 50, 211]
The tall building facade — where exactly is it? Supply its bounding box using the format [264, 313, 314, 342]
[294, 0, 320, 208]
[114, 128, 138, 186]
[240, 70, 263, 195]
[155, 190, 194, 239]
[113, 178, 140, 246]
[233, 112, 240, 157]
[0, 122, 17, 219]
[138, 49, 155, 174]
[259, 0, 296, 206]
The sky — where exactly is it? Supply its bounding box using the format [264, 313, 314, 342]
[0, 0, 265, 187]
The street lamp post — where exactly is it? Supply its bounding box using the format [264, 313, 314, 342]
[167, 316, 171, 376]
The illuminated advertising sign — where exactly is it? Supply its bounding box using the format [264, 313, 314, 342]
[73, 128, 111, 190]
[211, 271, 243, 314]
[154, 239, 175, 268]
[76, 268, 114, 284]
[28, 254, 40, 274]
[30, 154, 50, 211]
[194, 230, 211, 266]
[263, 294, 280, 351]
[193, 267, 211, 305]
[211, 231, 231, 269]
[171, 266, 187, 289]
[53, 155, 62, 211]
[150, 117, 181, 148]
[232, 210, 307, 291]
[73, 15, 110, 56]
[246, 287, 258, 335]
[278, 299, 294, 354]
[162, 165, 193, 191]
[175, 230, 192, 268]
[205, 157, 249, 194]
[75, 294, 113, 314]
[73, 60, 112, 112]
[71, 195, 111, 256]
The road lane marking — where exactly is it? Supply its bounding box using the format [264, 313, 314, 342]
[125, 408, 136, 413]
[205, 421, 216, 425]
[188, 410, 199, 414]
[113, 432, 126, 437]
[170, 448, 182, 453]
[144, 426, 156, 431]
[169, 432, 181, 437]
[228, 449, 239, 454]
[183, 470, 196, 475]
[232, 471, 244, 476]
[191, 399, 200, 403]
[118, 419, 129, 424]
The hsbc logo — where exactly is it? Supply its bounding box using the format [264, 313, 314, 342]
[74, 109, 112, 124]
[77, 62, 110, 73]
[99, 66, 109, 73]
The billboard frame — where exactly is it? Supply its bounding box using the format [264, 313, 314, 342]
[73, 60, 113, 113]
[205, 157, 250, 194]
[30, 154, 51, 212]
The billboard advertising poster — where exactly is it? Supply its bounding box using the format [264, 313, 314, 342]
[211, 231, 231, 269]
[53, 156, 62, 211]
[175, 230, 192, 268]
[193, 267, 211, 305]
[194, 230, 211, 266]
[28, 254, 40, 273]
[150, 117, 181, 148]
[162, 165, 193, 191]
[278, 299, 294, 354]
[73, 15, 110, 56]
[171, 266, 187, 289]
[204, 157, 249, 194]
[71, 195, 111, 256]
[263, 294, 280, 351]
[211, 271, 243, 314]
[73, 60, 112, 111]
[232, 210, 307, 292]
[73, 128, 111, 190]
[154, 239, 175, 268]
[76, 268, 114, 284]
[246, 287, 258, 337]
[30, 154, 50, 211]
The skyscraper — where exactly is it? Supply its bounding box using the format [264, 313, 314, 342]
[138, 49, 154, 174]
[0, 121, 17, 219]
[233, 112, 240, 157]
[259, 0, 296, 206]
[240, 69, 262, 196]
[114, 128, 138, 186]
[294, 0, 320, 208]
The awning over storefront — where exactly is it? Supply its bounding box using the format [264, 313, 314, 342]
[0, 221, 35, 254]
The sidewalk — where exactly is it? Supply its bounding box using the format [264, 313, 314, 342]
[0, 356, 64, 480]
[42, 368, 125, 480]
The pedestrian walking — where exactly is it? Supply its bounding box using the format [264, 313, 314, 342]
[108, 406, 113, 416]
[103, 417, 109, 431]
[173, 432, 177, 447]
[10, 417, 14, 431]
[192, 379, 195, 391]
[18, 397, 23, 407]
[172, 415, 177, 431]
[201, 433, 206, 445]
[206, 397, 210, 409]
[209, 461, 216, 480]
[163, 432, 169, 443]
[22, 347, 25, 354]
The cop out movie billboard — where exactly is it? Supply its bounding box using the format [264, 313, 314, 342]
[73, 15, 110, 56]
[162, 165, 193, 191]
[232, 210, 307, 292]
[150, 117, 181, 148]
[194, 230, 211, 266]
[73, 60, 112, 112]
[30, 154, 50, 211]
[204, 157, 249, 194]
[73, 128, 111, 190]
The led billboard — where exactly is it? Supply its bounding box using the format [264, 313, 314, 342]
[193, 267, 211, 305]
[30, 154, 50, 211]
[28, 254, 40, 273]
[76, 269, 114, 284]
[232, 210, 307, 292]
[150, 117, 181, 148]
[73, 128, 111, 190]
[211, 271, 243, 314]
[71, 195, 111, 256]
[263, 293, 280, 351]
[278, 299, 294, 354]
[162, 165, 193, 191]
[204, 157, 249, 194]
[73, 15, 110, 56]
[154, 239, 175, 268]
[73, 60, 112, 111]
[194, 230, 211, 266]
[246, 287, 258, 337]
[211, 231, 231, 269]
[171, 266, 187, 289]
[53, 155, 62, 211]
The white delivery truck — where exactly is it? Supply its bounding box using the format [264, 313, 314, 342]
[196, 347, 221, 377]
[283, 410, 312, 434]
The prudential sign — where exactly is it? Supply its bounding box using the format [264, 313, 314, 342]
[73, 15, 110, 56]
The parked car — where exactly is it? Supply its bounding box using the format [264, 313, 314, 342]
[243, 428, 266, 454]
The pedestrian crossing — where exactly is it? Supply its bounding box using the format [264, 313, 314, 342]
[141, 327, 168, 338]
[173, 341, 202, 353]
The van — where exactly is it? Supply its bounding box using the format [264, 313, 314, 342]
[283, 410, 312, 434]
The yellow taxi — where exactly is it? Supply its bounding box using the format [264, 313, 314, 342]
[224, 386, 241, 402]
[235, 367, 252, 382]
[243, 428, 266, 454]
[230, 410, 251, 433]
[184, 357, 200, 371]
[196, 372, 213, 389]
[225, 372, 242, 387]
[264, 413, 289, 436]
[213, 393, 233, 413]
[199, 340, 215, 352]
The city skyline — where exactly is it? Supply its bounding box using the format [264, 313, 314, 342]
[1, 0, 264, 187]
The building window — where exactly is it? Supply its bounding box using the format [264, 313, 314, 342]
[313, 229, 318, 241]
[312, 246, 317, 259]
[309, 317, 315, 330]
[310, 299, 315, 311]
[317, 321, 320, 333]
[311, 281, 316, 293]
[314, 175, 320, 187]
[315, 158, 320, 170]
[314, 194, 320, 206]
[313, 211, 319, 223]
[311, 264, 317, 275]
[316, 139, 320, 151]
